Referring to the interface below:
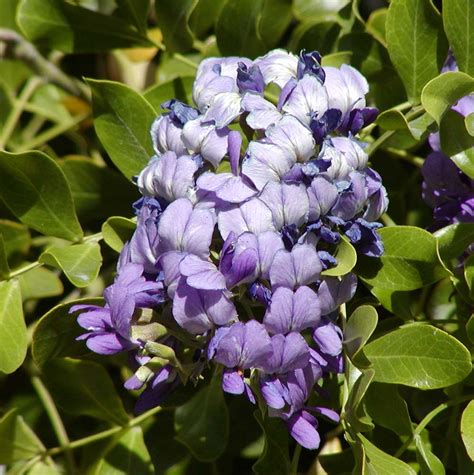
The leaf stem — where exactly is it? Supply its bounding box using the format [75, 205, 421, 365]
[290, 444, 302, 475]
[394, 393, 474, 458]
[31, 376, 76, 473]
[173, 53, 199, 70]
[0, 76, 43, 150]
[45, 405, 163, 457]
[385, 147, 424, 168]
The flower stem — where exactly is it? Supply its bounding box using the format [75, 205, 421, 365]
[31, 376, 76, 473]
[394, 394, 474, 458]
[290, 444, 302, 475]
[45, 405, 163, 457]
[173, 53, 198, 70]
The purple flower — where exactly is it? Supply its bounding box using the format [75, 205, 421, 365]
[237, 63, 265, 94]
[254, 49, 298, 88]
[150, 116, 187, 156]
[297, 50, 325, 83]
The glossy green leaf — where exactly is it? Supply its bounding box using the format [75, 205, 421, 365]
[42, 358, 129, 425]
[292, 0, 349, 21]
[0, 220, 31, 261]
[415, 434, 445, 475]
[386, 0, 448, 103]
[61, 157, 138, 222]
[188, 0, 226, 38]
[92, 427, 154, 474]
[102, 216, 136, 253]
[0, 151, 83, 241]
[0, 410, 44, 464]
[252, 411, 290, 475]
[365, 383, 412, 437]
[155, 0, 194, 53]
[32, 298, 101, 367]
[366, 8, 388, 46]
[359, 434, 416, 474]
[116, 0, 150, 34]
[461, 400, 474, 460]
[357, 226, 446, 291]
[18, 267, 63, 300]
[216, 0, 266, 57]
[175, 376, 229, 461]
[144, 77, 194, 113]
[17, 0, 152, 53]
[39, 241, 102, 288]
[443, 0, 474, 75]
[364, 324, 472, 389]
[421, 72, 474, 124]
[440, 109, 474, 179]
[322, 237, 357, 277]
[377, 109, 434, 141]
[258, 0, 292, 49]
[0, 280, 27, 374]
[87, 79, 155, 181]
[435, 223, 474, 272]
[344, 305, 378, 359]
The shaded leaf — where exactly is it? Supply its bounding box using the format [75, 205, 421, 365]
[415, 434, 445, 475]
[435, 223, 474, 272]
[0, 280, 27, 374]
[364, 324, 472, 389]
[0, 235, 9, 280]
[258, 0, 293, 49]
[0, 219, 31, 261]
[144, 77, 194, 113]
[188, 0, 226, 38]
[102, 216, 136, 253]
[461, 400, 474, 461]
[344, 305, 378, 359]
[18, 267, 63, 300]
[116, 0, 150, 34]
[0, 151, 83, 241]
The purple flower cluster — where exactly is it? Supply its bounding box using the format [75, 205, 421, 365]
[422, 54, 474, 226]
[72, 49, 388, 449]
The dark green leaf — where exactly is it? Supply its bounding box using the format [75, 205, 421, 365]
[345, 367, 375, 432]
[216, 0, 266, 57]
[0, 151, 83, 241]
[289, 21, 341, 56]
[465, 254, 474, 298]
[17, 0, 152, 53]
[421, 72, 474, 124]
[415, 434, 445, 475]
[0, 236, 9, 279]
[461, 400, 474, 461]
[144, 77, 194, 113]
[39, 241, 102, 288]
[0, 219, 31, 261]
[92, 427, 154, 474]
[364, 324, 472, 389]
[443, 0, 474, 76]
[42, 358, 129, 425]
[357, 226, 446, 291]
[370, 287, 416, 320]
[188, 0, 226, 38]
[0, 280, 27, 374]
[0, 410, 44, 464]
[18, 267, 63, 300]
[466, 113, 474, 136]
[386, 0, 448, 103]
[116, 0, 150, 34]
[102, 216, 136, 253]
[258, 0, 293, 49]
[175, 376, 229, 461]
[364, 383, 412, 437]
[440, 109, 474, 179]
[366, 8, 388, 46]
[154, 0, 194, 53]
[87, 79, 156, 181]
[252, 411, 290, 475]
[435, 223, 474, 274]
[359, 434, 416, 474]
[322, 51, 353, 68]
[344, 305, 378, 359]
[32, 298, 101, 367]
[322, 237, 357, 277]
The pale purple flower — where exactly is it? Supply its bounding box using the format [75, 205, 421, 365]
[254, 49, 298, 88]
[150, 116, 187, 156]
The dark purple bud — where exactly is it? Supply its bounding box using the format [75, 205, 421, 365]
[237, 62, 265, 94]
[248, 281, 272, 307]
[318, 250, 337, 270]
[342, 218, 384, 257]
[297, 50, 325, 83]
[161, 99, 199, 127]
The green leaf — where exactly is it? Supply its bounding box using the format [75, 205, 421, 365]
[32, 298, 101, 367]
[252, 411, 290, 475]
[321, 51, 353, 68]
[0, 151, 83, 241]
[435, 223, 474, 272]
[440, 109, 474, 179]
[42, 358, 129, 425]
[102, 216, 136, 253]
[39, 241, 102, 288]
[258, 0, 292, 49]
[17, 0, 152, 53]
[116, 0, 150, 34]
[289, 21, 341, 57]
[345, 367, 375, 432]
[357, 226, 446, 291]
[464, 254, 474, 298]
[386, 0, 448, 103]
[292, 0, 349, 21]
[322, 236, 357, 277]
[144, 77, 194, 113]
[154, 0, 194, 53]
[370, 287, 416, 320]
[87, 79, 156, 181]
[0, 219, 31, 260]
[443, 0, 474, 76]
[188, 0, 226, 38]
[216, 0, 266, 57]
[18, 267, 63, 300]
[344, 305, 378, 360]
[0, 410, 44, 464]
[0, 280, 27, 374]
[92, 427, 154, 474]
[415, 434, 445, 475]
[359, 434, 416, 474]
[366, 8, 388, 46]
[364, 324, 472, 389]
[466, 113, 474, 136]
[364, 383, 412, 437]
[461, 400, 474, 461]
[0, 236, 10, 279]
[61, 157, 138, 222]
[175, 376, 229, 461]
[421, 72, 474, 124]
[376, 109, 434, 141]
